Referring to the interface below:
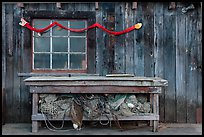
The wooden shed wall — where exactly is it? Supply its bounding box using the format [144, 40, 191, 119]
[2, 2, 202, 123]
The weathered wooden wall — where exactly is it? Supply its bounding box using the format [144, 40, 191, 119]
[2, 2, 202, 123]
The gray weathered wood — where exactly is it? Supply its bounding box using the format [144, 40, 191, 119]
[114, 2, 125, 73]
[143, 3, 154, 77]
[163, 7, 176, 122]
[197, 5, 202, 108]
[32, 94, 39, 132]
[154, 3, 165, 122]
[186, 12, 198, 123]
[29, 86, 160, 94]
[175, 13, 187, 123]
[133, 3, 144, 76]
[2, 2, 202, 124]
[125, 2, 134, 74]
[32, 113, 159, 121]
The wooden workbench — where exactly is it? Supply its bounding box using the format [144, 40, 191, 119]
[24, 76, 168, 132]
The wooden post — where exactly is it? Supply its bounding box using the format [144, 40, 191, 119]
[152, 89, 160, 132]
[32, 93, 39, 132]
[149, 93, 153, 127]
[56, 2, 61, 9]
[132, 2, 137, 10]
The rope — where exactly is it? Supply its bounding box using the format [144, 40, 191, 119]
[41, 107, 85, 132]
[19, 18, 142, 36]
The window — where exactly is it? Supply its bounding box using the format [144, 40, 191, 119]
[32, 19, 87, 72]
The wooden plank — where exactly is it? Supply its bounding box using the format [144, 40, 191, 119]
[25, 80, 167, 87]
[143, 3, 154, 77]
[23, 76, 168, 82]
[12, 4, 21, 122]
[186, 12, 198, 123]
[114, 2, 125, 73]
[154, 3, 165, 122]
[63, 3, 75, 11]
[100, 3, 110, 75]
[163, 10, 176, 122]
[32, 94, 39, 132]
[2, 3, 6, 89]
[20, 11, 33, 123]
[106, 74, 134, 77]
[29, 86, 160, 94]
[2, 3, 6, 124]
[32, 113, 160, 121]
[87, 13, 96, 74]
[133, 3, 144, 76]
[95, 5, 103, 75]
[175, 13, 187, 123]
[197, 5, 202, 108]
[153, 94, 159, 132]
[107, 11, 115, 74]
[5, 4, 14, 123]
[125, 2, 134, 74]
[18, 73, 99, 77]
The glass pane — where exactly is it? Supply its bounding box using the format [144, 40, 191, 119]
[70, 38, 86, 52]
[53, 20, 68, 36]
[70, 54, 86, 69]
[34, 54, 50, 69]
[34, 37, 50, 52]
[33, 19, 50, 36]
[52, 54, 68, 69]
[52, 37, 68, 52]
[70, 21, 86, 36]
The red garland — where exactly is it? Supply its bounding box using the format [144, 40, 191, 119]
[19, 18, 142, 36]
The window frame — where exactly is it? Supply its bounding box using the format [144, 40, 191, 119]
[32, 19, 88, 72]
[23, 11, 96, 74]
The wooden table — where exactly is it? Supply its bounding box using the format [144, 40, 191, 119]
[24, 76, 168, 132]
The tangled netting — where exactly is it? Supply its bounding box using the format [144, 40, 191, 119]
[39, 93, 151, 120]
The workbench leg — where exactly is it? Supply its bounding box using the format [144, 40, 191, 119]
[32, 93, 39, 132]
[32, 121, 39, 133]
[152, 94, 159, 132]
[149, 93, 153, 127]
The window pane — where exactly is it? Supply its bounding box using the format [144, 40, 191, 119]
[53, 20, 68, 36]
[70, 38, 85, 52]
[33, 19, 50, 36]
[70, 21, 86, 36]
[34, 37, 50, 52]
[52, 54, 68, 69]
[52, 37, 68, 52]
[70, 54, 86, 69]
[34, 54, 50, 69]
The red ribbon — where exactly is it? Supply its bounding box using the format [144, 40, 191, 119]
[19, 18, 142, 36]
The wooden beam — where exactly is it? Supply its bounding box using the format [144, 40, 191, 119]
[17, 3, 24, 8]
[56, 2, 61, 9]
[132, 2, 137, 10]
[95, 2, 99, 10]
